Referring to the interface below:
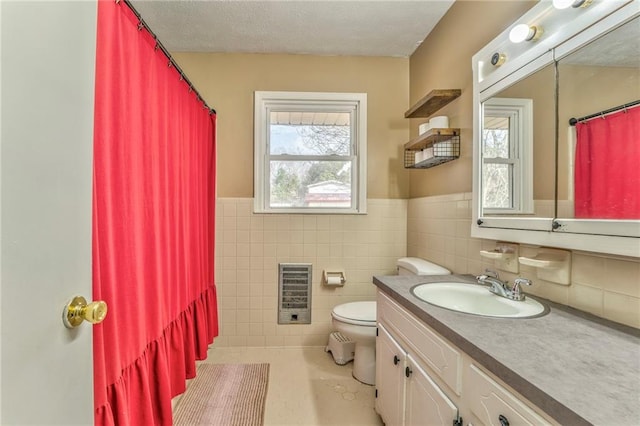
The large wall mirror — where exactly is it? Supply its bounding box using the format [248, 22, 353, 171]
[472, 1, 639, 257]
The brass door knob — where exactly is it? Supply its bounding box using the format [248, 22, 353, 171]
[63, 296, 108, 328]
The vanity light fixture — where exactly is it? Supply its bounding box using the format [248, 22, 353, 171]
[552, 0, 593, 9]
[509, 24, 543, 43]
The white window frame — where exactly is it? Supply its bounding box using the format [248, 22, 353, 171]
[254, 91, 367, 214]
[481, 97, 533, 215]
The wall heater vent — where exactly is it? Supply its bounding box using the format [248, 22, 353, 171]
[278, 263, 312, 324]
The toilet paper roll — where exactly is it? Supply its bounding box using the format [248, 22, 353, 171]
[422, 147, 434, 160]
[429, 116, 449, 129]
[326, 276, 343, 285]
[418, 122, 431, 135]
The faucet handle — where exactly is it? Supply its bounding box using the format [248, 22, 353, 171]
[485, 269, 500, 279]
[511, 278, 532, 300]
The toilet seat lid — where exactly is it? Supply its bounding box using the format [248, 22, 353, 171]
[332, 301, 376, 326]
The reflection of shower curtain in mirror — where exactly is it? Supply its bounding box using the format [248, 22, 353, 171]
[575, 106, 640, 219]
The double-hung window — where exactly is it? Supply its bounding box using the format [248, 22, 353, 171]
[481, 97, 533, 214]
[254, 91, 367, 214]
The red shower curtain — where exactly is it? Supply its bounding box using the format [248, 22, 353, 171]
[92, 1, 218, 425]
[574, 106, 640, 219]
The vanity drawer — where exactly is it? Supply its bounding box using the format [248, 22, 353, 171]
[377, 291, 462, 395]
[467, 364, 551, 426]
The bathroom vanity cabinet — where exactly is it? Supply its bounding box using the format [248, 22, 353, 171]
[376, 323, 459, 426]
[374, 274, 640, 424]
[375, 290, 553, 426]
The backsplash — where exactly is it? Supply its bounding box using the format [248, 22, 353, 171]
[214, 198, 407, 347]
[407, 193, 640, 329]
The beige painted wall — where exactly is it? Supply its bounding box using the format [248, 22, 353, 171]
[408, 1, 536, 198]
[172, 53, 410, 199]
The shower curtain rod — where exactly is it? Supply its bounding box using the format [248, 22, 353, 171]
[569, 99, 639, 126]
[118, 0, 216, 115]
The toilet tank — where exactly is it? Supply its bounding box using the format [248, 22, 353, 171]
[397, 257, 451, 276]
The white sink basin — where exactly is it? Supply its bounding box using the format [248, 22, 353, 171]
[411, 282, 547, 318]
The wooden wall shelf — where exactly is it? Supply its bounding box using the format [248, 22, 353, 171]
[404, 129, 460, 169]
[404, 89, 461, 118]
[404, 128, 459, 151]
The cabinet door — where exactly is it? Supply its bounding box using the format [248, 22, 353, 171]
[376, 323, 407, 426]
[467, 365, 551, 426]
[378, 290, 462, 395]
[405, 354, 458, 426]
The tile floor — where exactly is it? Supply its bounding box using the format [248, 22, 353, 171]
[182, 346, 384, 426]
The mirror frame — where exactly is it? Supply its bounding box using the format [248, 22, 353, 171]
[472, 0, 640, 258]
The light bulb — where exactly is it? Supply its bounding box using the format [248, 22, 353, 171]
[509, 24, 537, 43]
[553, 0, 575, 9]
[553, 0, 592, 8]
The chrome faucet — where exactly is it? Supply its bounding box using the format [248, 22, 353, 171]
[476, 269, 510, 298]
[475, 269, 532, 301]
[511, 278, 532, 301]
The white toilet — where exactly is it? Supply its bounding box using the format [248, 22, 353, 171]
[331, 257, 451, 385]
[396, 256, 451, 276]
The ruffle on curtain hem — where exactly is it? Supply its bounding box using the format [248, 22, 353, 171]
[95, 286, 218, 426]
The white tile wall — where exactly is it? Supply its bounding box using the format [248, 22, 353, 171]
[407, 193, 640, 329]
[214, 198, 407, 347]
[407, 192, 486, 275]
[213, 193, 638, 349]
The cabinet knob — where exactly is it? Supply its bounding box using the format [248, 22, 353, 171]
[393, 355, 400, 365]
[405, 366, 412, 378]
[498, 414, 510, 426]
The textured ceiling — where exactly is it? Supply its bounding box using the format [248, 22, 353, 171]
[130, 0, 455, 57]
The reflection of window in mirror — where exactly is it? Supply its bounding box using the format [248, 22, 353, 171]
[481, 98, 533, 215]
[480, 63, 555, 218]
[557, 16, 640, 220]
